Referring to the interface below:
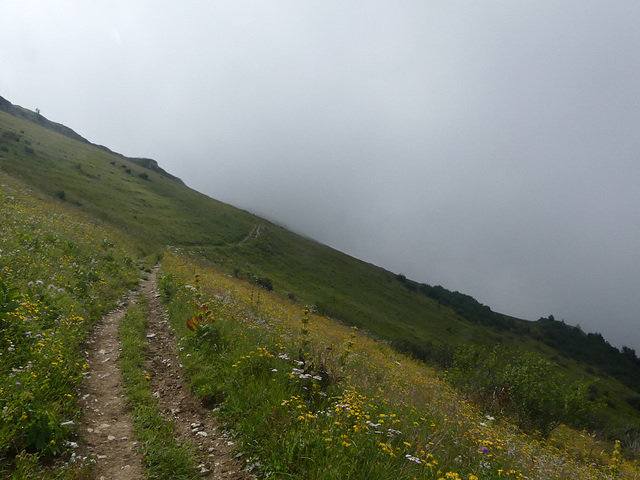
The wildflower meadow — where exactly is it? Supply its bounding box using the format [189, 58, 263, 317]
[159, 250, 640, 479]
[0, 176, 140, 476]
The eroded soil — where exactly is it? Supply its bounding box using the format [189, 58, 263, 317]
[79, 291, 144, 480]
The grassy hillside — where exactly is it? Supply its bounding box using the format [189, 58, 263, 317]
[155, 251, 639, 479]
[2, 98, 640, 438]
[0, 105, 504, 349]
[2, 173, 636, 478]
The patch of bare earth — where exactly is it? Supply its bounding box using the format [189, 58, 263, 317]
[78, 291, 143, 480]
[78, 269, 253, 479]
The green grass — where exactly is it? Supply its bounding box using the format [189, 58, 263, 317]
[118, 294, 201, 480]
[0, 175, 140, 477]
[159, 252, 637, 479]
[0, 110, 256, 249]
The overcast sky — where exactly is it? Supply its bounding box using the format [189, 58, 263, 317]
[2, 1, 640, 350]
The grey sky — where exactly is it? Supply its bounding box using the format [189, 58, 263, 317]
[2, 1, 640, 349]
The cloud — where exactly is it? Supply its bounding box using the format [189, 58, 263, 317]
[2, 0, 640, 349]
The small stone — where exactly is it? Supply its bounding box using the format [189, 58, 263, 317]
[107, 435, 116, 441]
[196, 431, 209, 437]
[97, 455, 107, 460]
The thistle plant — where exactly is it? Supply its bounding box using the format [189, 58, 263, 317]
[339, 326, 357, 366]
[192, 272, 202, 305]
[609, 439, 622, 480]
[300, 306, 310, 351]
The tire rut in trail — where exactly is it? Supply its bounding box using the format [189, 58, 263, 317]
[78, 289, 144, 480]
[142, 267, 254, 480]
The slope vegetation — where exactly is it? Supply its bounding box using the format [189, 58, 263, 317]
[2, 96, 640, 438]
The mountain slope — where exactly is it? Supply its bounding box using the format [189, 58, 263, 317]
[2, 96, 640, 432]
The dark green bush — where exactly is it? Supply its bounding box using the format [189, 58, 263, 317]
[448, 345, 592, 437]
[253, 275, 273, 291]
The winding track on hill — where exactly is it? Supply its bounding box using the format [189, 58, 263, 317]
[79, 268, 251, 479]
[237, 223, 262, 246]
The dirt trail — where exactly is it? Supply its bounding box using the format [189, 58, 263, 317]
[143, 268, 252, 480]
[237, 224, 262, 246]
[79, 291, 144, 479]
[79, 268, 252, 479]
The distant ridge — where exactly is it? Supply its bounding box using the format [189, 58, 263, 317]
[0, 95, 90, 144]
[0, 95, 182, 183]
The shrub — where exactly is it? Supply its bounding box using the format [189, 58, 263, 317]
[502, 352, 591, 435]
[253, 275, 273, 291]
[2, 131, 21, 142]
[448, 345, 592, 436]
